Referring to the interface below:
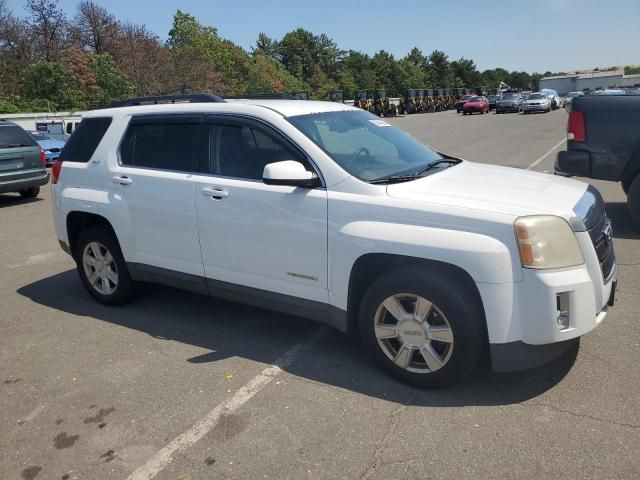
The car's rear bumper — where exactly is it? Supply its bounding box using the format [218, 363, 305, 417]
[555, 150, 590, 177]
[0, 170, 49, 194]
[496, 105, 519, 112]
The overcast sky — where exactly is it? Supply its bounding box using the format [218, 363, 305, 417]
[7, 0, 640, 73]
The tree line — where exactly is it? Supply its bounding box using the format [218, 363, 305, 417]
[0, 0, 557, 113]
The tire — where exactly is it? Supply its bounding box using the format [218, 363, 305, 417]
[358, 266, 485, 388]
[19, 186, 40, 198]
[627, 175, 640, 224]
[74, 226, 134, 305]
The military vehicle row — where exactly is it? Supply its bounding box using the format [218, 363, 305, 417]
[334, 87, 489, 117]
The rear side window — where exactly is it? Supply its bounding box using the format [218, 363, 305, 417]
[119, 118, 206, 172]
[0, 125, 38, 147]
[60, 117, 111, 162]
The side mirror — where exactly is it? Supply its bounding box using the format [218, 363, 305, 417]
[263, 160, 318, 188]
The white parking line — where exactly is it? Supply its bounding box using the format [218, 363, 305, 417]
[9, 251, 58, 268]
[22, 404, 46, 423]
[526, 137, 567, 171]
[126, 327, 330, 480]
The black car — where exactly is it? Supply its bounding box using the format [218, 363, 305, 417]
[495, 93, 523, 113]
[0, 121, 49, 198]
[487, 95, 501, 110]
[555, 95, 640, 222]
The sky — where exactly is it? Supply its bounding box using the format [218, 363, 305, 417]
[6, 0, 640, 73]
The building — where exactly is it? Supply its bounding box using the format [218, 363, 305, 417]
[539, 70, 625, 94]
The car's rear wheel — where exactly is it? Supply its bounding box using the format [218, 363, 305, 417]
[75, 227, 134, 305]
[19, 187, 40, 198]
[358, 267, 485, 387]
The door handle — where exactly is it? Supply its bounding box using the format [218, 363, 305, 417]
[112, 175, 132, 186]
[201, 187, 229, 199]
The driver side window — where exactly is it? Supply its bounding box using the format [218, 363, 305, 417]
[209, 122, 305, 181]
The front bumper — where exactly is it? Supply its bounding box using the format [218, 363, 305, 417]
[0, 170, 50, 194]
[524, 104, 548, 112]
[480, 231, 616, 372]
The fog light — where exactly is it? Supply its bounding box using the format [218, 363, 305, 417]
[556, 292, 570, 330]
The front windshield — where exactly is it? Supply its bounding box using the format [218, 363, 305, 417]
[502, 93, 518, 99]
[288, 110, 443, 182]
[468, 96, 483, 102]
[528, 94, 544, 99]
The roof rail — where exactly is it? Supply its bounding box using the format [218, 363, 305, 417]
[222, 93, 299, 100]
[109, 94, 226, 108]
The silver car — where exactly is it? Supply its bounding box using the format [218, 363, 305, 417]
[523, 93, 551, 114]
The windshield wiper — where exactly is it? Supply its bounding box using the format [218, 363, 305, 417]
[414, 158, 461, 174]
[369, 174, 423, 184]
[369, 158, 461, 184]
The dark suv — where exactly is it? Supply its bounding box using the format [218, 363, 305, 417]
[0, 121, 49, 198]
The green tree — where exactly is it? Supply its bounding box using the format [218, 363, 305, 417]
[23, 61, 85, 110]
[253, 32, 277, 58]
[276, 28, 318, 82]
[427, 50, 453, 88]
[450, 57, 480, 88]
[87, 52, 131, 106]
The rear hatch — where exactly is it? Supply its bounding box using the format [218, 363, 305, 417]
[0, 124, 44, 182]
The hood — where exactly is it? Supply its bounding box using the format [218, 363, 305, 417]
[465, 101, 484, 106]
[525, 98, 546, 104]
[386, 161, 587, 219]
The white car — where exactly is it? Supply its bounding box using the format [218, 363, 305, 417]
[50, 94, 617, 387]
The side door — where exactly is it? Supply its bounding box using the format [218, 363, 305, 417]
[195, 116, 329, 304]
[110, 114, 208, 282]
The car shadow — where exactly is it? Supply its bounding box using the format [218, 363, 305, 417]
[18, 270, 577, 407]
[606, 202, 640, 240]
[0, 193, 43, 208]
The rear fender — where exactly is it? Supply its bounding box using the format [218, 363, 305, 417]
[60, 186, 134, 261]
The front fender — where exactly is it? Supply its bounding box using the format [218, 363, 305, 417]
[329, 221, 519, 310]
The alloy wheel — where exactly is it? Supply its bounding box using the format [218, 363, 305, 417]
[374, 293, 454, 373]
[82, 241, 118, 295]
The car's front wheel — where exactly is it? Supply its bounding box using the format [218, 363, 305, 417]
[75, 227, 134, 305]
[358, 267, 485, 387]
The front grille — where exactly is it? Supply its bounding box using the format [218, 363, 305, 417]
[577, 186, 615, 281]
[588, 217, 616, 280]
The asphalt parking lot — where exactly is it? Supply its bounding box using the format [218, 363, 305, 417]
[1, 108, 639, 480]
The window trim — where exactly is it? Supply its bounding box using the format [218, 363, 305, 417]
[117, 114, 206, 174]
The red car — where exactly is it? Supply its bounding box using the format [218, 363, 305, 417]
[463, 96, 489, 115]
[455, 94, 474, 113]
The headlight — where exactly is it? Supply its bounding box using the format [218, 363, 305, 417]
[514, 216, 584, 269]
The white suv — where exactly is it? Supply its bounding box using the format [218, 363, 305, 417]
[51, 94, 617, 387]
